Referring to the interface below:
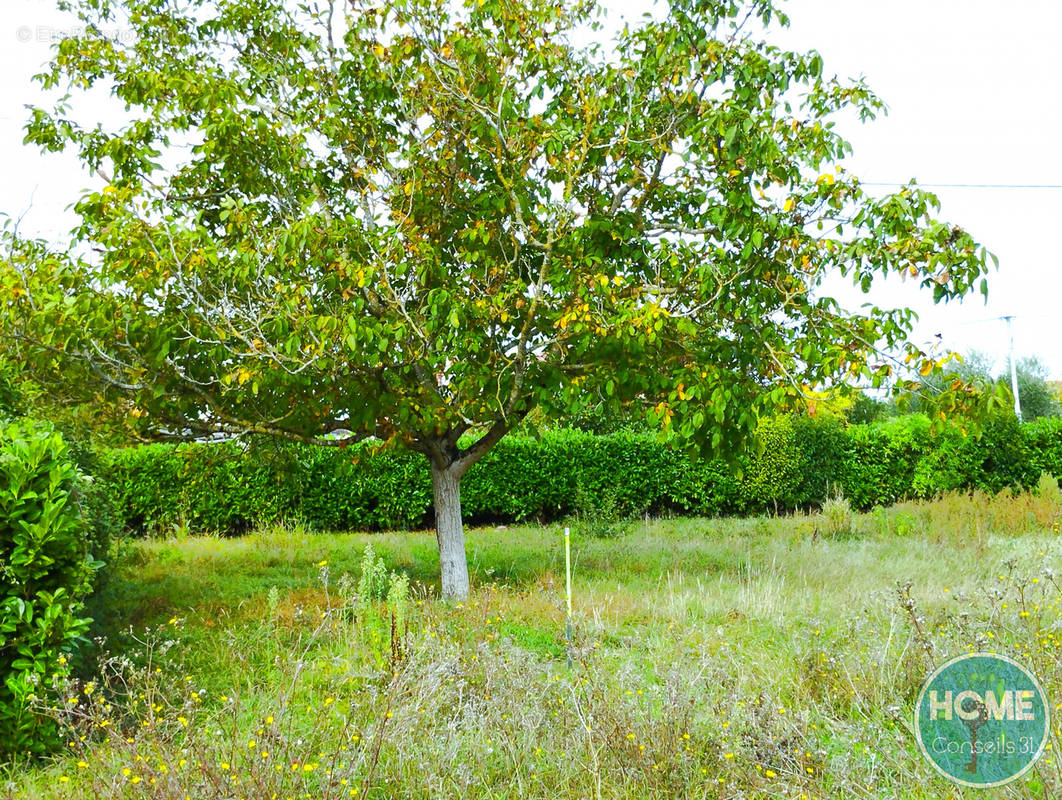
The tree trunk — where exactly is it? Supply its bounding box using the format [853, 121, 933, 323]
[431, 461, 470, 601]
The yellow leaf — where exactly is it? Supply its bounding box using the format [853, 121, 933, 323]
[783, 197, 795, 212]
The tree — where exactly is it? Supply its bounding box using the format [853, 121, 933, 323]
[843, 391, 892, 425]
[2, 0, 992, 599]
[1008, 357, 1061, 420]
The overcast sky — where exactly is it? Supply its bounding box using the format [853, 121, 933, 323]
[774, 0, 1062, 381]
[3, 0, 1060, 378]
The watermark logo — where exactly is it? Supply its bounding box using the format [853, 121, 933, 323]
[914, 652, 1050, 788]
[14, 24, 137, 45]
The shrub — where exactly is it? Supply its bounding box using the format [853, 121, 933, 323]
[964, 413, 1037, 492]
[739, 414, 848, 513]
[103, 440, 294, 534]
[0, 420, 104, 757]
[567, 481, 634, 539]
[1023, 417, 1062, 486]
[740, 415, 804, 513]
[841, 415, 935, 508]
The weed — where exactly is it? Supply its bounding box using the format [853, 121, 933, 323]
[569, 482, 635, 539]
[820, 490, 853, 538]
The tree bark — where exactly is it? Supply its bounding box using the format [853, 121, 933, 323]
[431, 461, 470, 601]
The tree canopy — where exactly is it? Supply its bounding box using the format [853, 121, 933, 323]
[2, 0, 994, 598]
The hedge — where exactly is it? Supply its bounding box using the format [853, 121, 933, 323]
[99, 413, 1062, 536]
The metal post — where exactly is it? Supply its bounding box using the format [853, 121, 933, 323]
[1003, 315, 1023, 421]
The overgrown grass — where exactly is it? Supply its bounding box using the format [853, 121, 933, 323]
[3, 483, 1061, 799]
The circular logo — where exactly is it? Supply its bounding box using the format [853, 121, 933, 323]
[914, 652, 1050, 788]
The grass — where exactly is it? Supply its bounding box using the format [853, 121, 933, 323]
[2, 482, 1061, 799]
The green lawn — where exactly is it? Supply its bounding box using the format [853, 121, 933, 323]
[4, 487, 1062, 799]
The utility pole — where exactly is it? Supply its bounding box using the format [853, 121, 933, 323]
[1002, 315, 1022, 421]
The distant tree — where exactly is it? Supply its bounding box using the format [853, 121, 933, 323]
[898, 349, 1002, 418]
[2, 0, 992, 599]
[845, 391, 892, 424]
[956, 351, 1060, 420]
[955, 350, 997, 384]
[1008, 357, 1061, 420]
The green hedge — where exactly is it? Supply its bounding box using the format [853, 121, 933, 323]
[101, 413, 1062, 536]
[0, 421, 105, 757]
[103, 434, 744, 533]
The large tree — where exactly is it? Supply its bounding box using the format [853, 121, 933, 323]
[2, 0, 991, 599]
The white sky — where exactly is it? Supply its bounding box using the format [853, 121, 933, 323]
[2, 0, 1060, 377]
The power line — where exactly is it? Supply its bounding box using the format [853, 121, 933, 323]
[861, 182, 1062, 189]
[947, 313, 1055, 328]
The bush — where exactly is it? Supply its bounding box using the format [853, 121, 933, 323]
[841, 415, 936, 508]
[0, 420, 104, 757]
[739, 414, 849, 512]
[964, 413, 1037, 492]
[1026, 417, 1062, 481]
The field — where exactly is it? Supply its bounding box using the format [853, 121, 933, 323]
[3, 486, 1062, 800]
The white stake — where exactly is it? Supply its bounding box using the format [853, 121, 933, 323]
[565, 526, 573, 668]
